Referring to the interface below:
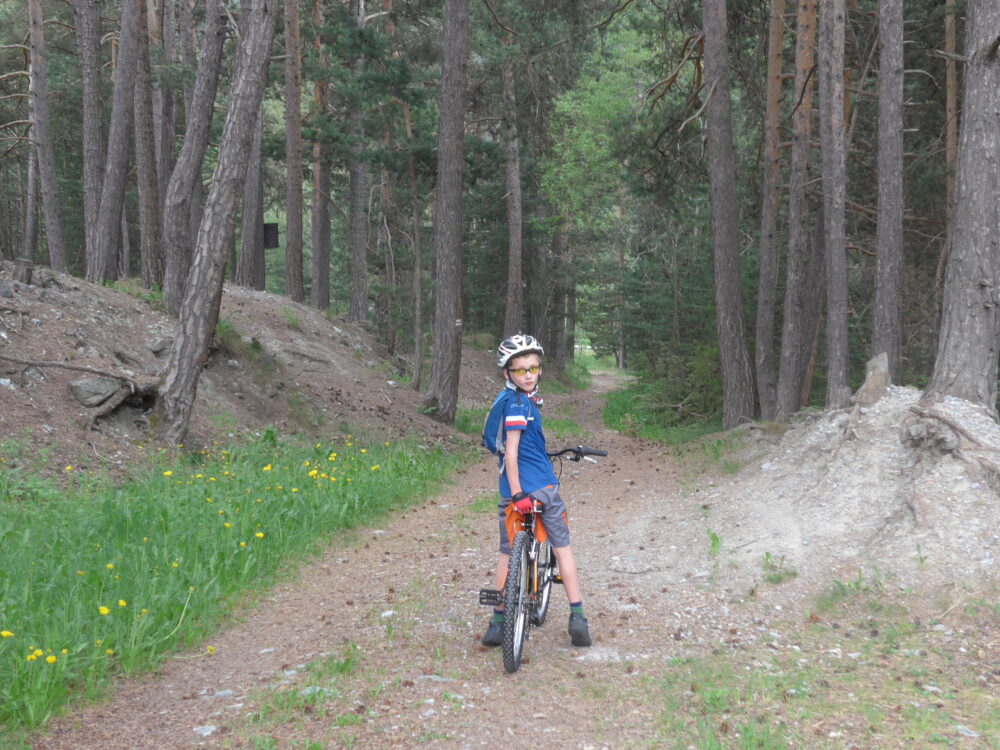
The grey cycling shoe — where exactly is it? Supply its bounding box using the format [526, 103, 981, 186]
[568, 612, 592, 647]
[481, 619, 503, 647]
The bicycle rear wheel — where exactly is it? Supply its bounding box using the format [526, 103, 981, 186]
[531, 542, 554, 626]
[502, 531, 531, 673]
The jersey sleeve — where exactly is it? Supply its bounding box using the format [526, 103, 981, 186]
[503, 398, 530, 431]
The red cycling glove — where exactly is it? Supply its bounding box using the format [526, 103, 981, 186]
[511, 492, 534, 515]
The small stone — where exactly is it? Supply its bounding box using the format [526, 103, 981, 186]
[192, 725, 217, 737]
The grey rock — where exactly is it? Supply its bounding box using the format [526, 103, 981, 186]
[69, 376, 122, 407]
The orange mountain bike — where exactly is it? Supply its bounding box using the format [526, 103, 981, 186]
[479, 445, 607, 673]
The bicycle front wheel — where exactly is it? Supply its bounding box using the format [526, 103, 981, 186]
[531, 542, 554, 626]
[502, 531, 531, 673]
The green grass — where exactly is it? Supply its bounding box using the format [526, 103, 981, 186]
[604, 384, 721, 445]
[0, 430, 470, 733]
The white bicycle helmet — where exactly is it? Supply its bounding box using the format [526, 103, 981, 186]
[497, 334, 544, 368]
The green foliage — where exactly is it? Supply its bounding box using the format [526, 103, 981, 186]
[0, 435, 469, 731]
[603, 381, 722, 446]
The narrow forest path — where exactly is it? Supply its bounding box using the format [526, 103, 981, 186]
[28, 375, 872, 749]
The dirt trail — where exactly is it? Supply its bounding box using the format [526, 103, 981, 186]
[34, 373, 725, 749]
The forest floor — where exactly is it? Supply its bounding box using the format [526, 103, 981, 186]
[1, 260, 997, 749]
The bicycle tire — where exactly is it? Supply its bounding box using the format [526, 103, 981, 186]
[502, 530, 531, 673]
[531, 542, 554, 626]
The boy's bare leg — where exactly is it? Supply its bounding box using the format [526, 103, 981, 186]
[492, 553, 510, 595]
[552, 545, 581, 602]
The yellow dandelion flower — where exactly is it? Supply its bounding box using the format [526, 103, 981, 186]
[205, 497, 212, 503]
[172, 560, 179, 568]
[143, 537, 149, 543]
[360, 448, 367, 454]
[1, 630, 13, 638]
[65, 465, 73, 472]
[263, 464, 272, 472]
[106, 649, 114, 656]
[223, 522, 231, 528]
[304, 460, 311, 467]
[98, 606, 110, 616]
[255, 532, 264, 539]
[77, 570, 84, 576]
[46, 655, 57, 664]
[118, 600, 127, 608]
[291, 488, 299, 493]
[384, 442, 390, 447]
[218, 509, 225, 515]
[61, 648, 68, 654]
[96, 639, 103, 646]
[141, 609, 148, 615]
[26, 654, 37, 662]
[371, 465, 380, 471]
[239, 541, 247, 548]
[195, 473, 204, 479]
[330, 476, 337, 482]
[206, 645, 216, 655]
[33, 649, 43, 657]
[105, 563, 114, 570]
[208, 477, 216, 482]
[163, 470, 173, 477]
[308, 469, 318, 478]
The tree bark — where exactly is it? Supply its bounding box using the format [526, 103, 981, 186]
[135, 1, 165, 288]
[73, 0, 105, 266]
[404, 102, 424, 391]
[154, 0, 177, 205]
[872, 0, 903, 380]
[347, 0, 369, 322]
[923, 0, 1000, 412]
[161, 0, 227, 314]
[158, 0, 279, 446]
[501, 45, 524, 337]
[88, 0, 142, 283]
[420, 0, 469, 424]
[775, 0, 818, 420]
[703, 0, 755, 428]
[755, 0, 785, 421]
[819, 0, 850, 408]
[309, 0, 331, 310]
[22, 148, 39, 260]
[283, 0, 305, 302]
[27, 0, 69, 272]
[236, 105, 267, 290]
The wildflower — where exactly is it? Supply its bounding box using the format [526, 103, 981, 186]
[26, 654, 37, 662]
[118, 600, 127, 608]
[255, 532, 264, 539]
[98, 606, 110, 616]
[96, 639, 103, 646]
[46, 655, 57, 664]
[172, 560, 179, 568]
[308, 469, 318, 478]
[205, 497, 212, 503]
[239, 541, 247, 548]
[263, 464, 272, 472]
[143, 537, 149, 543]
[206, 645, 216, 655]
[195, 473, 204, 479]
[105, 563, 114, 570]
[371, 465, 380, 471]
[77, 571, 84, 576]
[61, 648, 68, 654]
[1, 630, 13, 638]
[291, 488, 299, 493]
[384, 442, 390, 447]
[209, 477, 216, 482]
[33, 649, 42, 657]
[106, 649, 114, 656]
[360, 449, 367, 454]
[218, 509, 225, 515]
[223, 522, 231, 529]
[65, 466, 73, 472]
[163, 470, 173, 477]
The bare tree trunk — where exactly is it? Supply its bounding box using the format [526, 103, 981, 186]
[375, 163, 397, 353]
[501, 46, 523, 337]
[22, 148, 39, 260]
[755, 0, 785, 421]
[88, 0, 142, 283]
[872, 0, 903, 381]
[135, 1, 164, 287]
[935, 0, 959, 319]
[923, 0, 1000, 411]
[404, 102, 424, 391]
[119, 209, 132, 278]
[310, 0, 331, 310]
[161, 0, 227, 314]
[27, 0, 68, 272]
[820, 0, 850, 408]
[158, 0, 279, 446]
[73, 0, 104, 266]
[154, 0, 177, 204]
[283, 0, 305, 302]
[236, 106, 267, 290]
[703, 0, 755, 428]
[775, 0, 817, 420]
[420, 0, 469, 424]
[347, 0, 369, 322]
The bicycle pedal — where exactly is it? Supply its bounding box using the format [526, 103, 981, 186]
[478, 589, 503, 606]
[553, 575, 563, 584]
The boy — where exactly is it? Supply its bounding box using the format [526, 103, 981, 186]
[481, 334, 592, 648]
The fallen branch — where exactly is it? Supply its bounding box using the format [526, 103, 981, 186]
[0, 353, 139, 384]
[908, 405, 1000, 452]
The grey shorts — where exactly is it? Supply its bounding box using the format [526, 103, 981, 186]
[498, 484, 571, 554]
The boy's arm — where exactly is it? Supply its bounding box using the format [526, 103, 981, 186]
[504, 428, 523, 498]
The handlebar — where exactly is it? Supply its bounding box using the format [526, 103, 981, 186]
[547, 445, 608, 462]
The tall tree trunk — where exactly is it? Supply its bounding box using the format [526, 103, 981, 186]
[309, 0, 331, 310]
[73, 0, 104, 266]
[420, 0, 469, 424]
[775, 0, 818, 420]
[154, 0, 177, 204]
[88, 0, 142, 283]
[703, 0, 755, 428]
[405, 102, 424, 391]
[22, 148, 39, 260]
[501, 46, 523, 337]
[347, 0, 369, 321]
[158, 0, 279, 446]
[375, 164, 397, 353]
[135, 1, 165, 287]
[923, 0, 1000, 411]
[819, 0, 850, 408]
[935, 0, 959, 318]
[872, 0, 903, 380]
[27, 0, 68, 272]
[283, 0, 305, 302]
[161, 0, 227, 314]
[755, 0, 785, 421]
[236, 106, 267, 290]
